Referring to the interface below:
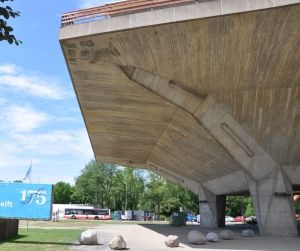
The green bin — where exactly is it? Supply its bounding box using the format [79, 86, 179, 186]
[169, 212, 186, 226]
[112, 211, 121, 220]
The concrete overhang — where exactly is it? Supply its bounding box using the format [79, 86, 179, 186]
[60, 0, 300, 40]
[60, 0, 300, 194]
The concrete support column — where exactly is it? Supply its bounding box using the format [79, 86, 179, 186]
[128, 67, 298, 236]
[216, 195, 226, 227]
[247, 168, 298, 236]
[0, 219, 19, 240]
[199, 186, 226, 228]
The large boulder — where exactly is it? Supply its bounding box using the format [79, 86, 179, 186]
[207, 232, 219, 242]
[79, 229, 99, 245]
[109, 235, 127, 250]
[242, 229, 255, 237]
[187, 230, 207, 245]
[219, 230, 234, 240]
[164, 235, 179, 247]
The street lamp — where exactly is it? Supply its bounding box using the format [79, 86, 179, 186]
[125, 181, 128, 220]
[124, 182, 128, 221]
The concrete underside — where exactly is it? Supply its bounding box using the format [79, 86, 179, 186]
[60, 1, 300, 236]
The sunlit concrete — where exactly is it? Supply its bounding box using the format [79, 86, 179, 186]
[60, 0, 300, 236]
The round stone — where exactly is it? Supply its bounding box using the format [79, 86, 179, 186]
[108, 235, 127, 250]
[207, 232, 219, 242]
[187, 230, 207, 245]
[164, 235, 179, 247]
[242, 229, 255, 237]
[219, 230, 234, 240]
[79, 229, 98, 245]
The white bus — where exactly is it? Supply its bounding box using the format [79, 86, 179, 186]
[53, 204, 111, 220]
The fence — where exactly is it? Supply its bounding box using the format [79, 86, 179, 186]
[61, 0, 195, 26]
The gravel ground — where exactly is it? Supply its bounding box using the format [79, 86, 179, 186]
[69, 222, 300, 251]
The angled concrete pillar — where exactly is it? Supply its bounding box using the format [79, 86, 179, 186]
[199, 186, 226, 228]
[126, 67, 298, 236]
[247, 168, 298, 236]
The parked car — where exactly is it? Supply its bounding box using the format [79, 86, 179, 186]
[245, 216, 257, 225]
[225, 216, 235, 222]
[234, 216, 246, 223]
[186, 214, 197, 222]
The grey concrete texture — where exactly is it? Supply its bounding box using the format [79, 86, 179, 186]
[124, 65, 297, 234]
[70, 223, 300, 251]
[60, 0, 300, 237]
[60, 0, 300, 40]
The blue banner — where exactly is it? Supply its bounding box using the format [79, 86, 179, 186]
[0, 183, 53, 220]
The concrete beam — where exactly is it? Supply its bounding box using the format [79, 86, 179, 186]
[126, 66, 278, 181]
[146, 161, 200, 195]
[203, 170, 248, 195]
[125, 67, 299, 236]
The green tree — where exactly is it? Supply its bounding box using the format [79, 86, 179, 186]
[73, 160, 118, 207]
[140, 173, 165, 215]
[110, 170, 125, 210]
[160, 180, 198, 215]
[140, 172, 198, 217]
[0, 0, 21, 45]
[53, 181, 73, 204]
[244, 197, 255, 217]
[72, 161, 198, 216]
[294, 196, 300, 213]
[122, 167, 145, 210]
[226, 195, 255, 217]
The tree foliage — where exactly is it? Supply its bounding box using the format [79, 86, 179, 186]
[53, 160, 262, 219]
[226, 196, 255, 217]
[0, 0, 21, 45]
[140, 172, 198, 216]
[54, 160, 199, 217]
[294, 199, 300, 213]
[72, 160, 122, 208]
[53, 181, 73, 204]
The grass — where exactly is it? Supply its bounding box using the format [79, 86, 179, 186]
[0, 228, 82, 251]
[1, 220, 169, 250]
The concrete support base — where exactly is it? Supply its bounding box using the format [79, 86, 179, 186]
[0, 219, 19, 240]
[248, 168, 298, 236]
[199, 187, 226, 228]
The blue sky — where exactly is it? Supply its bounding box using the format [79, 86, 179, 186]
[0, 0, 111, 184]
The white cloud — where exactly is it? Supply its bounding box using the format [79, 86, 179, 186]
[11, 129, 93, 157]
[0, 63, 92, 184]
[0, 129, 93, 183]
[0, 142, 37, 169]
[0, 64, 63, 99]
[0, 64, 20, 75]
[2, 105, 49, 132]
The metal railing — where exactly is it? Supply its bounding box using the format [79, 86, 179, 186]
[61, 0, 195, 27]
